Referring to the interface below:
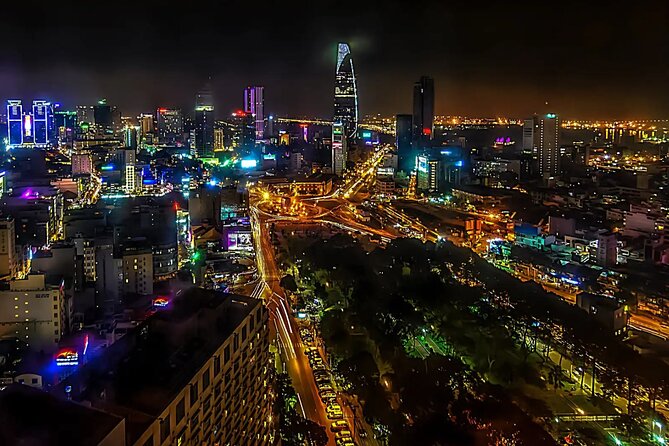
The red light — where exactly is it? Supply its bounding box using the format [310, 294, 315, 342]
[233, 110, 246, 117]
[158, 108, 167, 113]
[422, 128, 432, 136]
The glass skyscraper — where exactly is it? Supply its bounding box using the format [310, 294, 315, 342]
[333, 42, 358, 139]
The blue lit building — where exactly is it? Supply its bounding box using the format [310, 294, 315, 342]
[6, 100, 53, 148]
[6, 100, 23, 147]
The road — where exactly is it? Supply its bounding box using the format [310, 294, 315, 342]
[248, 150, 392, 445]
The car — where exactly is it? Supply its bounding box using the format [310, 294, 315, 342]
[330, 421, 349, 432]
[304, 347, 318, 356]
[319, 390, 336, 400]
[326, 403, 342, 413]
[327, 410, 343, 420]
[335, 430, 352, 439]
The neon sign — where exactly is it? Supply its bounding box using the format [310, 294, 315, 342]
[55, 348, 79, 366]
[153, 297, 169, 307]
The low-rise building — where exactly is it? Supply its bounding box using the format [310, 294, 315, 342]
[576, 292, 627, 337]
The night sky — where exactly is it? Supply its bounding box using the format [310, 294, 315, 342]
[1, 0, 667, 119]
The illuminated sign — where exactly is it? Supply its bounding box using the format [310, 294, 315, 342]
[416, 156, 428, 173]
[455, 160, 464, 167]
[361, 131, 372, 138]
[55, 348, 79, 366]
[101, 164, 115, 171]
[240, 159, 257, 169]
[227, 232, 252, 251]
[546, 113, 557, 119]
[153, 297, 169, 307]
[23, 115, 32, 137]
[263, 154, 276, 160]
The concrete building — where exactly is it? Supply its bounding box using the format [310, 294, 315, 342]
[0, 217, 17, 278]
[576, 292, 627, 337]
[0, 384, 126, 446]
[596, 231, 617, 267]
[53, 289, 273, 446]
[0, 273, 67, 353]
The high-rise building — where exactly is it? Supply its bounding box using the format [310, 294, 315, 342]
[332, 122, 347, 175]
[244, 86, 265, 140]
[412, 76, 434, 148]
[538, 113, 560, 177]
[522, 117, 538, 154]
[123, 126, 138, 150]
[138, 113, 154, 135]
[396, 114, 413, 173]
[156, 108, 183, 145]
[93, 100, 112, 130]
[7, 100, 23, 147]
[195, 87, 215, 157]
[333, 42, 358, 139]
[32, 101, 53, 146]
[0, 217, 16, 278]
[6, 100, 54, 148]
[54, 110, 77, 145]
[45, 289, 273, 446]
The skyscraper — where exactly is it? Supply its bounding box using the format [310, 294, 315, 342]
[333, 42, 358, 139]
[32, 101, 53, 146]
[195, 87, 215, 157]
[538, 113, 560, 177]
[332, 122, 347, 175]
[6, 100, 23, 147]
[412, 76, 434, 148]
[522, 117, 538, 154]
[395, 114, 413, 173]
[156, 108, 183, 145]
[244, 86, 265, 140]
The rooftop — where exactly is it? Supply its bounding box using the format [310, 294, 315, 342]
[0, 384, 123, 446]
[53, 288, 260, 444]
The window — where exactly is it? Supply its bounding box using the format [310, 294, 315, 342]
[202, 368, 210, 390]
[160, 417, 170, 442]
[249, 316, 255, 331]
[214, 356, 221, 376]
[31, 378, 38, 384]
[242, 326, 247, 342]
[190, 382, 199, 403]
[224, 345, 230, 362]
[142, 435, 153, 446]
[176, 397, 185, 423]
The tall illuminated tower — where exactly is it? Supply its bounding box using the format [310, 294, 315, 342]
[195, 86, 215, 157]
[243, 86, 264, 140]
[333, 42, 358, 139]
[156, 108, 183, 145]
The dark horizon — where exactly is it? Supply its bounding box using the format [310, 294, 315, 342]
[1, 0, 667, 120]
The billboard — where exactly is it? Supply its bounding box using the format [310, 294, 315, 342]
[240, 159, 257, 169]
[227, 231, 252, 251]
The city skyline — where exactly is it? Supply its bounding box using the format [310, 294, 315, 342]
[1, 1, 667, 120]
